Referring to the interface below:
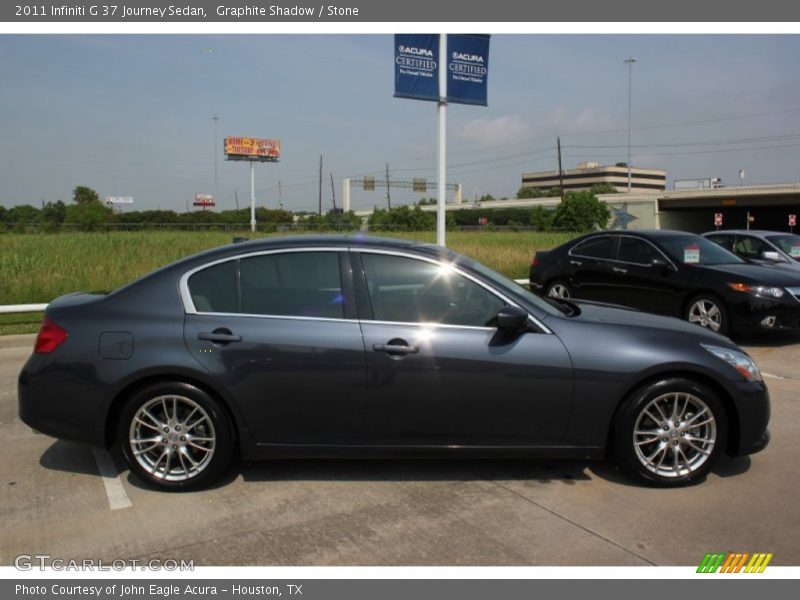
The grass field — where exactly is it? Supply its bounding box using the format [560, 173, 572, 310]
[0, 230, 577, 334]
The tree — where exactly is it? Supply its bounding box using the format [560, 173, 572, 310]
[552, 191, 611, 232]
[6, 204, 41, 223]
[72, 186, 101, 205]
[41, 200, 67, 224]
[65, 201, 113, 230]
[529, 206, 554, 230]
[590, 183, 618, 195]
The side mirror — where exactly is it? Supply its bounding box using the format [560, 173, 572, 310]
[761, 250, 782, 262]
[496, 305, 529, 334]
[651, 257, 671, 271]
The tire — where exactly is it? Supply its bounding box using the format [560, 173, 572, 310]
[685, 293, 729, 336]
[118, 381, 235, 491]
[612, 377, 728, 487]
[546, 279, 572, 299]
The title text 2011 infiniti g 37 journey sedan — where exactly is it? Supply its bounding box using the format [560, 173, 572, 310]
[19, 236, 769, 490]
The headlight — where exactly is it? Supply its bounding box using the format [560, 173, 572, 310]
[727, 282, 785, 298]
[701, 344, 763, 382]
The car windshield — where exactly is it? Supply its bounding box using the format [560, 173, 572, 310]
[766, 234, 800, 261]
[453, 252, 564, 317]
[660, 235, 745, 266]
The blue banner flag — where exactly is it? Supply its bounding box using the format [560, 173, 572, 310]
[394, 34, 440, 102]
[446, 34, 490, 106]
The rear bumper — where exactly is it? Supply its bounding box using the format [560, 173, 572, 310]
[18, 355, 110, 448]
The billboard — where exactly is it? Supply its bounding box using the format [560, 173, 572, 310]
[105, 196, 133, 205]
[224, 137, 281, 162]
[193, 194, 215, 207]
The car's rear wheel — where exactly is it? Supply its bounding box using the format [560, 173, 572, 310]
[546, 279, 572, 299]
[686, 293, 729, 335]
[612, 377, 728, 487]
[118, 382, 235, 491]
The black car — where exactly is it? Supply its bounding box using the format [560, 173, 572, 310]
[530, 230, 800, 335]
[703, 230, 800, 273]
[19, 235, 769, 490]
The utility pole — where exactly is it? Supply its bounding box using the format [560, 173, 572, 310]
[624, 56, 637, 193]
[234, 189, 239, 211]
[385, 163, 391, 209]
[278, 180, 283, 209]
[330, 173, 337, 211]
[212, 116, 220, 203]
[557, 136, 565, 203]
[318, 155, 323, 216]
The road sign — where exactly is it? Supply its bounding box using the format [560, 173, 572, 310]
[714, 213, 723, 227]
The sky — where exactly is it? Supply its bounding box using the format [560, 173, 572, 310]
[1, 34, 799, 213]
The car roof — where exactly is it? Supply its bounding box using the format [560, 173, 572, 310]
[703, 230, 788, 237]
[578, 229, 699, 240]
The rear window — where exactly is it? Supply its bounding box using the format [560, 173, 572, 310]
[186, 251, 344, 318]
[187, 260, 238, 313]
[571, 236, 618, 260]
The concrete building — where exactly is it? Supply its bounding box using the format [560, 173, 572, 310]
[521, 161, 667, 194]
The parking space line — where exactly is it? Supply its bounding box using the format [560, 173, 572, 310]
[92, 448, 133, 510]
[762, 372, 786, 380]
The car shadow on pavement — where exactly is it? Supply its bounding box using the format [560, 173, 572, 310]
[38, 439, 100, 476]
[735, 332, 800, 348]
[234, 458, 596, 487]
[36, 441, 752, 491]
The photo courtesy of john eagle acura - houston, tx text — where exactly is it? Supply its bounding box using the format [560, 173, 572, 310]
[18, 235, 770, 491]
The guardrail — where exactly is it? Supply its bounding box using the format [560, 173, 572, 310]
[0, 280, 531, 316]
[0, 303, 48, 315]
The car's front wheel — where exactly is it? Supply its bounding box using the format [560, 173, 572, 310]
[612, 378, 728, 487]
[118, 382, 235, 491]
[686, 293, 729, 335]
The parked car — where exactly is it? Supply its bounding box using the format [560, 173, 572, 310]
[703, 230, 800, 272]
[529, 229, 800, 335]
[19, 236, 769, 490]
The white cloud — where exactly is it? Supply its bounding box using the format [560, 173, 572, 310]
[550, 107, 620, 134]
[454, 115, 532, 145]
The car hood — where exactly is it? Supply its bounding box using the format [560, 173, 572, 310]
[566, 299, 731, 344]
[701, 262, 800, 286]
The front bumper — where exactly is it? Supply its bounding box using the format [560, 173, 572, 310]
[727, 379, 771, 457]
[729, 293, 800, 332]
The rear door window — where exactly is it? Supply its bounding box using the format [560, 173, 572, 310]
[187, 260, 238, 313]
[239, 252, 344, 319]
[571, 236, 618, 260]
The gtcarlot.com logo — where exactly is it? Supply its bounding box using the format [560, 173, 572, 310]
[697, 552, 773, 573]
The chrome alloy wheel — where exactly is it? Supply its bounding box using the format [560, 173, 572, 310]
[688, 299, 722, 332]
[129, 395, 216, 481]
[547, 283, 570, 299]
[633, 392, 717, 478]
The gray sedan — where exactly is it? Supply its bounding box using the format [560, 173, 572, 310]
[18, 236, 770, 491]
[704, 230, 800, 272]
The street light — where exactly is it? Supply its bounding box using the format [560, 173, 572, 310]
[624, 56, 637, 193]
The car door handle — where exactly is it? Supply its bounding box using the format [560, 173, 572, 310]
[612, 267, 628, 274]
[569, 260, 583, 266]
[198, 331, 242, 344]
[373, 343, 419, 355]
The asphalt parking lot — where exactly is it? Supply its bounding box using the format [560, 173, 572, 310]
[1, 333, 798, 567]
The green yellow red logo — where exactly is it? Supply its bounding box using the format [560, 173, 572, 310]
[697, 552, 773, 573]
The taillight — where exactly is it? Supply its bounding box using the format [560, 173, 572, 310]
[531, 254, 539, 267]
[34, 317, 68, 354]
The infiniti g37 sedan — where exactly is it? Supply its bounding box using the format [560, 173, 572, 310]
[530, 230, 800, 335]
[19, 236, 769, 490]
